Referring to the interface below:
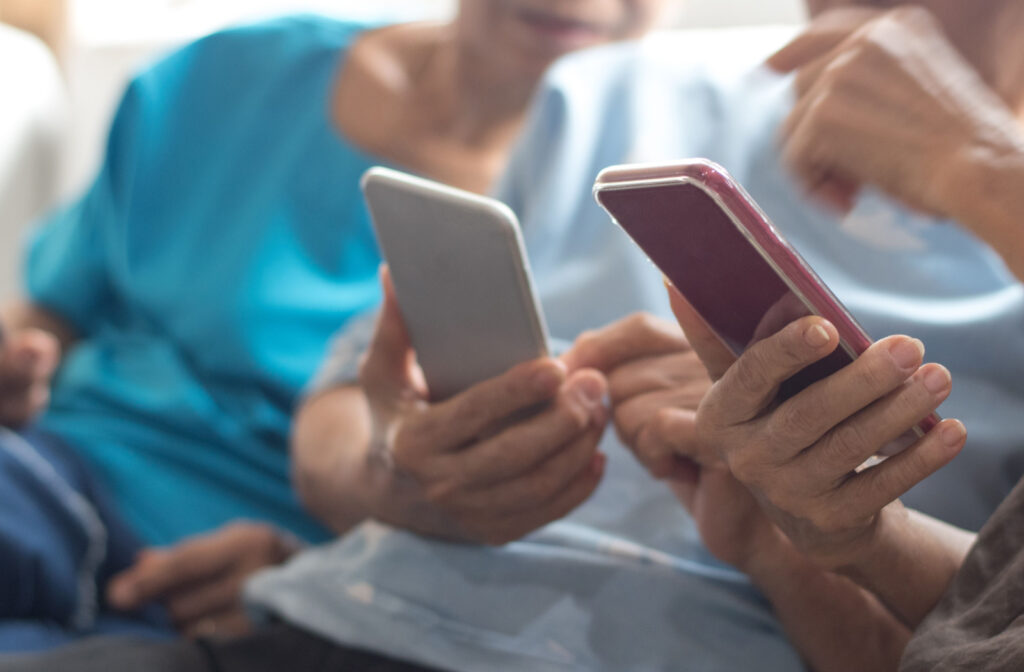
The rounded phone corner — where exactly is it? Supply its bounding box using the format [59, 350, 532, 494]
[359, 165, 393, 193]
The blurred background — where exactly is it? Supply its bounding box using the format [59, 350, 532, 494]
[0, 0, 805, 301]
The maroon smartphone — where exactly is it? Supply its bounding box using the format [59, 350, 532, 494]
[593, 159, 938, 454]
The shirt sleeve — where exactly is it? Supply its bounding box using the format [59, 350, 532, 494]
[305, 309, 380, 395]
[23, 78, 147, 336]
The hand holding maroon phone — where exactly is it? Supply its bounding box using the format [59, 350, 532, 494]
[593, 159, 939, 454]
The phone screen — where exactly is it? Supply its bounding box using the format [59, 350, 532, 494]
[598, 181, 855, 400]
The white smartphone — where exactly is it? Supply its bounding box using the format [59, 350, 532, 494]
[361, 167, 550, 401]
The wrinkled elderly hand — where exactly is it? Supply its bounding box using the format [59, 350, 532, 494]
[0, 329, 60, 427]
[356, 268, 608, 546]
[667, 287, 967, 569]
[563, 313, 709, 477]
[564, 313, 789, 572]
[107, 521, 301, 638]
[769, 6, 1024, 218]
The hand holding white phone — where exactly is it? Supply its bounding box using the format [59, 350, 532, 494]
[362, 167, 549, 401]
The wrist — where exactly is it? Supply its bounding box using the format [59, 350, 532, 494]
[742, 529, 833, 604]
[938, 132, 1024, 253]
[738, 524, 800, 587]
[831, 502, 912, 584]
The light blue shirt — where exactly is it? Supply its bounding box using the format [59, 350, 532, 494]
[248, 30, 1024, 671]
[26, 16, 384, 545]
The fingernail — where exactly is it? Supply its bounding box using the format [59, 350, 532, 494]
[922, 366, 952, 395]
[940, 421, 966, 447]
[533, 363, 565, 394]
[573, 376, 606, 406]
[803, 324, 831, 347]
[889, 339, 925, 371]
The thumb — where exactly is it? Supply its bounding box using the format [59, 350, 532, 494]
[359, 265, 425, 398]
[665, 281, 736, 381]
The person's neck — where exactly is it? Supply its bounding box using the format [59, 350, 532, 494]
[415, 28, 543, 148]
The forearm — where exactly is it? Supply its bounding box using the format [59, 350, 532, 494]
[748, 537, 911, 672]
[835, 504, 975, 628]
[1, 300, 77, 351]
[291, 386, 376, 535]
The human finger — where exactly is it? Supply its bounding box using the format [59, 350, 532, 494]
[836, 418, 966, 520]
[763, 335, 926, 459]
[612, 384, 705, 450]
[474, 452, 607, 545]
[766, 7, 882, 72]
[414, 357, 569, 452]
[607, 350, 709, 407]
[793, 363, 952, 484]
[358, 266, 426, 401]
[665, 283, 736, 381]
[107, 539, 233, 609]
[561, 313, 688, 374]
[702, 317, 839, 428]
[451, 370, 606, 484]
[457, 423, 605, 515]
[166, 574, 243, 626]
[631, 407, 704, 479]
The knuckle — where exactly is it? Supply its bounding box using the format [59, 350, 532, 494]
[770, 489, 804, 519]
[424, 480, 461, 509]
[651, 407, 679, 441]
[626, 312, 659, 335]
[855, 354, 899, 393]
[810, 87, 847, 124]
[572, 329, 602, 361]
[877, 452, 927, 496]
[778, 324, 817, 366]
[823, 420, 873, 461]
[814, 503, 855, 536]
[726, 450, 760, 486]
[768, 403, 814, 446]
[859, 36, 890, 65]
[890, 5, 936, 29]
[731, 354, 772, 397]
